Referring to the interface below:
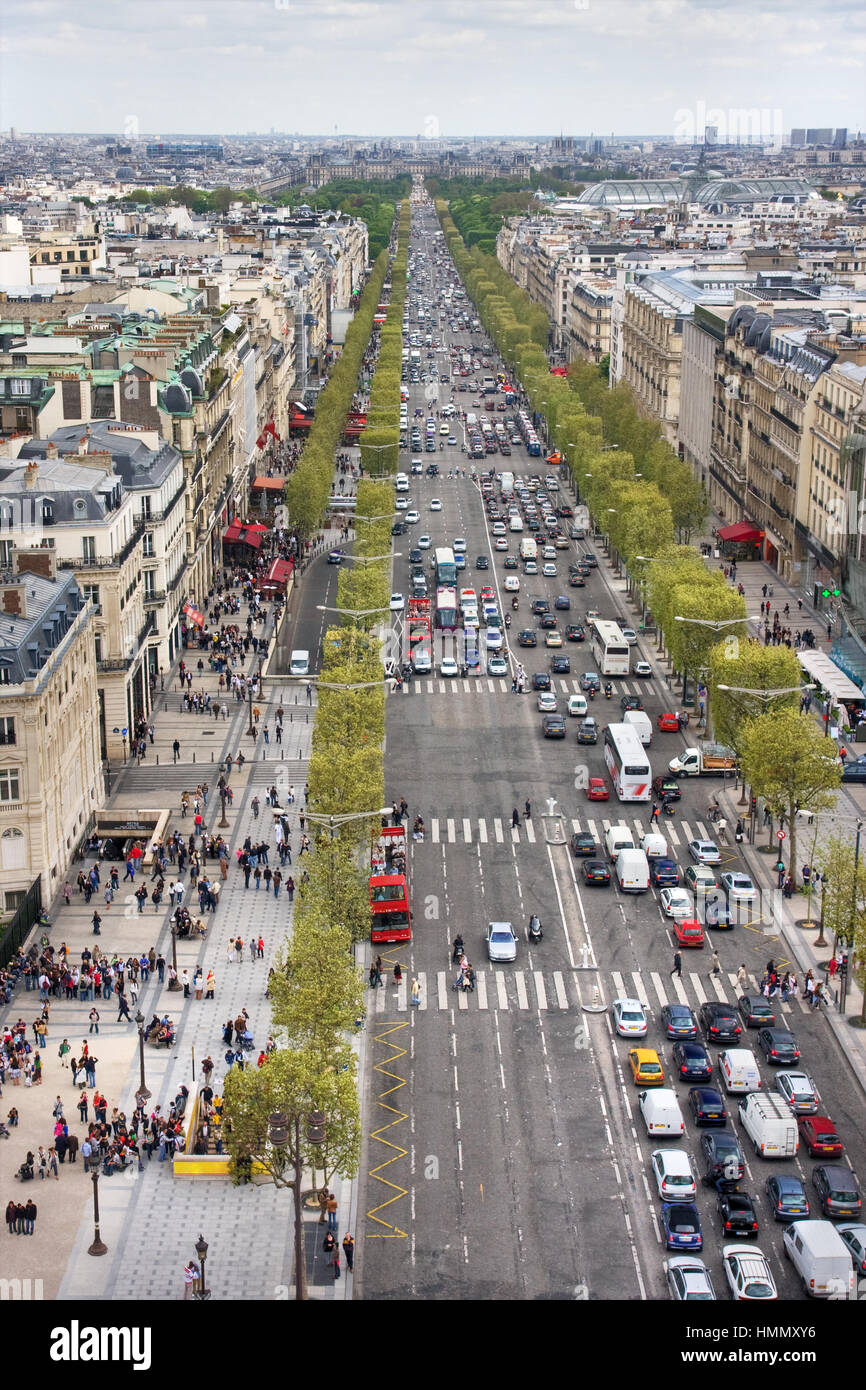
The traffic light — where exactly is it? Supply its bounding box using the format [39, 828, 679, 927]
[750, 795, 757, 813]
[840, 954, 849, 977]
[822, 586, 841, 598]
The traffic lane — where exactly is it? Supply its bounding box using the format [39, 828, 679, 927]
[289, 546, 346, 670]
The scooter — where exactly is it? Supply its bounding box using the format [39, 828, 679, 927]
[504, 614, 512, 629]
[604, 683, 612, 699]
[511, 597, 519, 610]
[528, 915, 543, 944]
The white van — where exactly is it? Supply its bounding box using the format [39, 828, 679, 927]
[509, 516, 524, 532]
[718, 1048, 762, 1094]
[737, 1092, 798, 1158]
[616, 848, 650, 892]
[519, 538, 537, 561]
[290, 650, 310, 677]
[567, 694, 588, 718]
[395, 473, 409, 493]
[605, 825, 635, 861]
[623, 709, 653, 746]
[782, 1221, 855, 1298]
[639, 832, 668, 860]
[466, 413, 478, 428]
[639, 1088, 685, 1137]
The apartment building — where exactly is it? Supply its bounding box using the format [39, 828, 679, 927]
[567, 275, 613, 365]
[0, 550, 101, 914]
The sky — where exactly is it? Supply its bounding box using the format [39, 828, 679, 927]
[0, 0, 863, 140]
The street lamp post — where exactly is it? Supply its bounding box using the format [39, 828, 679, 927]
[193, 1233, 211, 1300]
[268, 1108, 328, 1301]
[673, 614, 761, 707]
[168, 915, 180, 991]
[87, 1170, 107, 1256]
[134, 1009, 151, 1108]
[842, 819, 863, 1015]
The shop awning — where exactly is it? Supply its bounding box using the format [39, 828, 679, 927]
[251, 476, 285, 492]
[717, 521, 764, 544]
[260, 558, 293, 591]
[798, 649, 865, 704]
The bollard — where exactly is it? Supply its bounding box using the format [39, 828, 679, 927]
[156, 754, 159, 764]
[193, 752, 196, 762]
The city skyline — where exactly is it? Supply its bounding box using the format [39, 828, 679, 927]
[0, 0, 863, 139]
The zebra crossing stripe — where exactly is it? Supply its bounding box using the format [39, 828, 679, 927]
[417, 971, 428, 1010]
[462, 678, 471, 693]
[571, 818, 581, 834]
[671, 973, 689, 1006]
[458, 986, 469, 1010]
[426, 680, 434, 694]
[691, 975, 709, 1005]
[631, 971, 645, 1006]
[708, 972, 728, 1002]
[559, 679, 570, 693]
[515, 971, 529, 1009]
[439, 680, 447, 694]
[649, 971, 667, 1007]
[463, 818, 472, 843]
[447, 818, 456, 842]
[667, 823, 681, 845]
[611, 970, 626, 1000]
[476, 972, 489, 1010]
[496, 973, 508, 1010]
[494, 818, 504, 843]
[525, 819, 536, 843]
[553, 971, 568, 1009]
[680, 820, 694, 841]
[487, 678, 496, 693]
[511, 825, 520, 843]
[397, 981, 408, 1011]
[478, 819, 488, 843]
[375, 982, 386, 1013]
[437, 970, 448, 1010]
[431, 818, 440, 843]
[534, 971, 548, 1009]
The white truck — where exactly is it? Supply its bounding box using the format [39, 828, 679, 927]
[669, 742, 737, 778]
[737, 1092, 798, 1158]
[500, 471, 514, 497]
[782, 1221, 855, 1298]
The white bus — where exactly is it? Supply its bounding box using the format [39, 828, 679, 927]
[604, 723, 652, 802]
[434, 547, 457, 586]
[590, 619, 631, 677]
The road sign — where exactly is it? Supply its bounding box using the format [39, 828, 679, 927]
[776, 829, 786, 840]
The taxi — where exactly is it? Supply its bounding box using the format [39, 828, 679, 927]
[629, 1048, 665, 1087]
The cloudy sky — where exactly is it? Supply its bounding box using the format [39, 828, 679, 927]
[1, 0, 863, 139]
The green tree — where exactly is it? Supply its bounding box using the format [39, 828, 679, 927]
[737, 711, 841, 879]
[665, 582, 746, 705]
[707, 641, 803, 750]
[269, 917, 366, 1054]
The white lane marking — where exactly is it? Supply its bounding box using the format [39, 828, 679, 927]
[478, 819, 488, 843]
[493, 818, 504, 843]
[437, 971, 448, 1010]
[447, 817, 456, 842]
[534, 971, 548, 1010]
[515, 971, 529, 1009]
[496, 974, 508, 1010]
[553, 970, 569, 1009]
[462, 817, 472, 842]
[476, 972, 489, 1010]
[525, 819, 536, 843]
[431, 818, 440, 843]
[417, 971, 428, 1010]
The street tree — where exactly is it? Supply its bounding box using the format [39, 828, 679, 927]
[737, 711, 842, 878]
[707, 641, 803, 750]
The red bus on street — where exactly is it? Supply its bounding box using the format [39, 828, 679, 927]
[370, 825, 411, 944]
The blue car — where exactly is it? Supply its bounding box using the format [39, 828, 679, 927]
[765, 1174, 810, 1222]
[672, 1041, 713, 1081]
[651, 858, 680, 888]
[661, 1003, 698, 1039]
[661, 1202, 703, 1251]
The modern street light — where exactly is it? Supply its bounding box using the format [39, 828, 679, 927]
[340, 552, 397, 564]
[193, 1233, 211, 1300]
[134, 1008, 151, 1107]
[87, 1170, 107, 1256]
[673, 613, 761, 704]
[316, 604, 391, 619]
[168, 914, 180, 991]
[305, 806, 392, 841]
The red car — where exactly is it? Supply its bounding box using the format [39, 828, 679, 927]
[585, 777, 610, 801]
[674, 919, 705, 948]
[657, 712, 685, 733]
[798, 1115, 844, 1158]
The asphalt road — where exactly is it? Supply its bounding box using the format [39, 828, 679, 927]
[355, 205, 866, 1303]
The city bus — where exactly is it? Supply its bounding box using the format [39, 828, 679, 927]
[434, 546, 457, 586]
[370, 825, 411, 944]
[604, 723, 652, 802]
[590, 619, 631, 677]
[434, 586, 459, 631]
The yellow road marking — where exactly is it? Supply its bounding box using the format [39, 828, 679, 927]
[367, 1019, 410, 1239]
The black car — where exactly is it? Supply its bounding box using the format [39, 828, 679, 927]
[576, 719, 598, 745]
[426, 464, 439, 477]
[812, 1165, 863, 1219]
[738, 996, 776, 1029]
[652, 775, 681, 802]
[620, 695, 643, 712]
[689, 1087, 727, 1126]
[841, 754, 866, 783]
[391, 522, 406, 535]
[718, 1190, 760, 1238]
[540, 614, 558, 630]
[532, 672, 551, 691]
[765, 1174, 810, 1223]
[700, 1130, 745, 1188]
[661, 1004, 698, 1039]
[409, 548, 423, 565]
[503, 557, 518, 570]
[542, 715, 566, 739]
[518, 631, 537, 647]
[566, 624, 585, 642]
[757, 1027, 800, 1065]
[567, 562, 584, 576]
[551, 655, 571, 674]
[531, 598, 550, 615]
[702, 897, 736, 929]
[569, 573, 586, 588]
[582, 859, 610, 886]
[672, 1041, 713, 1081]
[699, 1002, 742, 1043]
[475, 555, 489, 570]
[554, 595, 571, 610]
[582, 552, 598, 567]
[570, 832, 598, 857]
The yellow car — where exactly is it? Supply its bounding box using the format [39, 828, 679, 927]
[628, 1048, 665, 1087]
[545, 631, 563, 648]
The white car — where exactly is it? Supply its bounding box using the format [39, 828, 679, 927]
[389, 593, 404, 612]
[688, 839, 721, 865]
[453, 538, 466, 553]
[486, 920, 518, 963]
[494, 537, 509, 550]
[394, 497, 409, 510]
[487, 655, 508, 676]
[405, 510, 420, 525]
[485, 628, 503, 651]
[418, 535, 432, 549]
[664, 1256, 716, 1301]
[660, 888, 693, 920]
[621, 628, 638, 646]
[611, 997, 648, 1037]
[440, 657, 459, 677]
[721, 1246, 777, 1301]
[635, 660, 653, 678]
[542, 545, 557, 560]
[537, 692, 557, 713]
[429, 498, 442, 511]
[542, 563, 557, 577]
[462, 606, 478, 626]
[524, 560, 538, 574]
[492, 522, 506, 536]
[651, 1149, 697, 1201]
[721, 872, 757, 903]
[439, 424, 449, 435]
[504, 576, 520, 592]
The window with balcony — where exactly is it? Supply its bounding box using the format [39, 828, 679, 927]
[0, 769, 20, 802]
[82, 536, 96, 562]
[0, 718, 15, 746]
[143, 533, 155, 557]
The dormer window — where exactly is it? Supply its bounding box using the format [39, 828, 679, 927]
[41, 500, 54, 525]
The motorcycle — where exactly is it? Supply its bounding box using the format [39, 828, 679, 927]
[511, 597, 519, 610]
[604, 683, 612, 699]
[662, 798, 676, 818]
[528, 914, 543, 944]
[504, 614, 511, 629]
[588, 686, 596, 700]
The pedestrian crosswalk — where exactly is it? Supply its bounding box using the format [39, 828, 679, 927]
[424, 813, 713, 847]
[393, 676, 664, 700]
[369, 966, 812, 1016]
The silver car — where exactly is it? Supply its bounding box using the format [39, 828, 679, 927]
[486, 921, 518, 963]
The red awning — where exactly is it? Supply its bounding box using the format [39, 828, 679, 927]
[717, 521, 764, 544]
[261, 558, 293, 591]
[251, 477, 285, 492]
[223, 520, 266, 548]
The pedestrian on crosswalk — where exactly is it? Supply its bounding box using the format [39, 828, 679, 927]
[512, 808, 520, 829]
[736, 964, 747, 990]
[410, 978, 421, 1007]
[710, 950, 721, 977]
[671, 951, 682, 978]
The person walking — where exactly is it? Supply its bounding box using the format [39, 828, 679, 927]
[671, 950, 682, 979]
[205, 969, 215, 1000]
[326, 1192, 339, 1230]
[410, 977, 421, 1008]
[709, 950, 721, 977]
[736, 963, 747, 990]
[172, 738, 181, 764]
[342, 1233, 355, 1273]
[184, 1261, 199, 1300]
[117, 993, 132, 1022]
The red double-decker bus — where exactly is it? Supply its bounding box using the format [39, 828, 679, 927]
[370, 825, 411, 944]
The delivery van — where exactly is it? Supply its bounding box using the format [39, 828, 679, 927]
[290, 650, 310, 677]
[615, 848, 650, 893]
[639, 1088, 685, 1137]
[623, 709, 653, 745]
[605, 825, 635, 861]
[639, 832, 668, 860]
[519, 538, 537, 561]
[737, 1092, 798, 1158]
[567, 694, 588, 718]
[782, 1220, 855, 1298]
[718, 1048, 762, 1095]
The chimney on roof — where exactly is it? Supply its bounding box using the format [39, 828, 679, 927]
[45, 441, 58, 460]
[15, 546, 56, 582]
[0, 580, 26, 618]
[24, 460, 38, 490]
